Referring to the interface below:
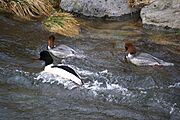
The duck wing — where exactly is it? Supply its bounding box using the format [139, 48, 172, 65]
[55, 45, 76, 54]
[51, 65, 80, 79]
[131, 53, 161, 66]
[136, 53, 173, 66]
[138, 53, 162, 62]
[49, 45, 77, 58]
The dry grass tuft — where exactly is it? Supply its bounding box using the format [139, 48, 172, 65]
[0, 0, 8, 11]
[0, 0, 81, 37]
[43, 12, 80, 37]
[127, 0, 150, 8]
[0, 0, 53, 19]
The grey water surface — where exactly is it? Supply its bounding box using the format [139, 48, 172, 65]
[0, 14, 180, 120]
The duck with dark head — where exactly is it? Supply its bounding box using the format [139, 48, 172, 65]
[38, 50, 82, 85]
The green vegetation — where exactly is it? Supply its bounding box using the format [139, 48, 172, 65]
[175, 30, 180, 36]
[43, 12, 80, 37]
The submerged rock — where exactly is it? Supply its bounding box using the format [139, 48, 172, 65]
[60, 0, 138, 17]
[141, 0, 180, 29]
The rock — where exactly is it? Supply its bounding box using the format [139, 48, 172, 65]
[141, 0, 180, 29]
[60, 0, 138, 17]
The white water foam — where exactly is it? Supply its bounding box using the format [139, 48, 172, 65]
[170, 103, 177, 114]
[168, 82, 180, 88]
[35, 68, 132, 98]
[15, 69, 30, 75]
[35, 68, 100, 90]
[83, 80, 131, 96]
[16, 69, 37, 79]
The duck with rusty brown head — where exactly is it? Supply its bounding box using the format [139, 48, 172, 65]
[124, 42, 174, 66]
[48, 35, 77, 58]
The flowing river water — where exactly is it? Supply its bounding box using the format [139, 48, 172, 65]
[0, 14, 180, 120]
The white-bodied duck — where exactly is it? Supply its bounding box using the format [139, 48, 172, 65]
[124, 42, 174, 66]
[38, 51, 82, 85]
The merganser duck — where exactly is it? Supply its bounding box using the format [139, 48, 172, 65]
[48, 35, 77, 58]
[38, 51, 82, 85]
[124, 42, 174, 66]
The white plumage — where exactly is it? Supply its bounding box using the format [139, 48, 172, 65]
[44, 64, 82, 85]
[38, 51, 83, 85]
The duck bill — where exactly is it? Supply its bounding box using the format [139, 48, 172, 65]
[32, 57, 40, 60]
[125, 47, 128, 52]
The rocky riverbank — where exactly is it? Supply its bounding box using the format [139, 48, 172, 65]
[60, 0, 180, 30]
[141, 0, 180, 29]
[60, 0, 138, 17]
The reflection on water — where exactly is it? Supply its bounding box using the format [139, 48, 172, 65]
[0, 14, 180, 120]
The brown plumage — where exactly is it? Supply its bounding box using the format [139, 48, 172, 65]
[48, 35, 55, 49]
[125, 42, 137, 54]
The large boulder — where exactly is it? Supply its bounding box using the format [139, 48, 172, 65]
[141, 0, 180, 29]
[60, 0, 138, 17]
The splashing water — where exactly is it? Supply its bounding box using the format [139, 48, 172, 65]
[35, 68, 132, 98]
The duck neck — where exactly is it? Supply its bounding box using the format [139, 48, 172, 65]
[44, 57, 53, 66]
[47, 45, 56, 50]
[127, 53, 134, 58]
[47, 46, 51, 50]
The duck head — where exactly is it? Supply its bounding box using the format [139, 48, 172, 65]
[48, 35, 55, 49]
[125, 42, 137, 55]
[124, 42, 137, 61]
[39, 51, 53, 66]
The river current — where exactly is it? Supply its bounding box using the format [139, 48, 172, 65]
[0, 14, 180, 120]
